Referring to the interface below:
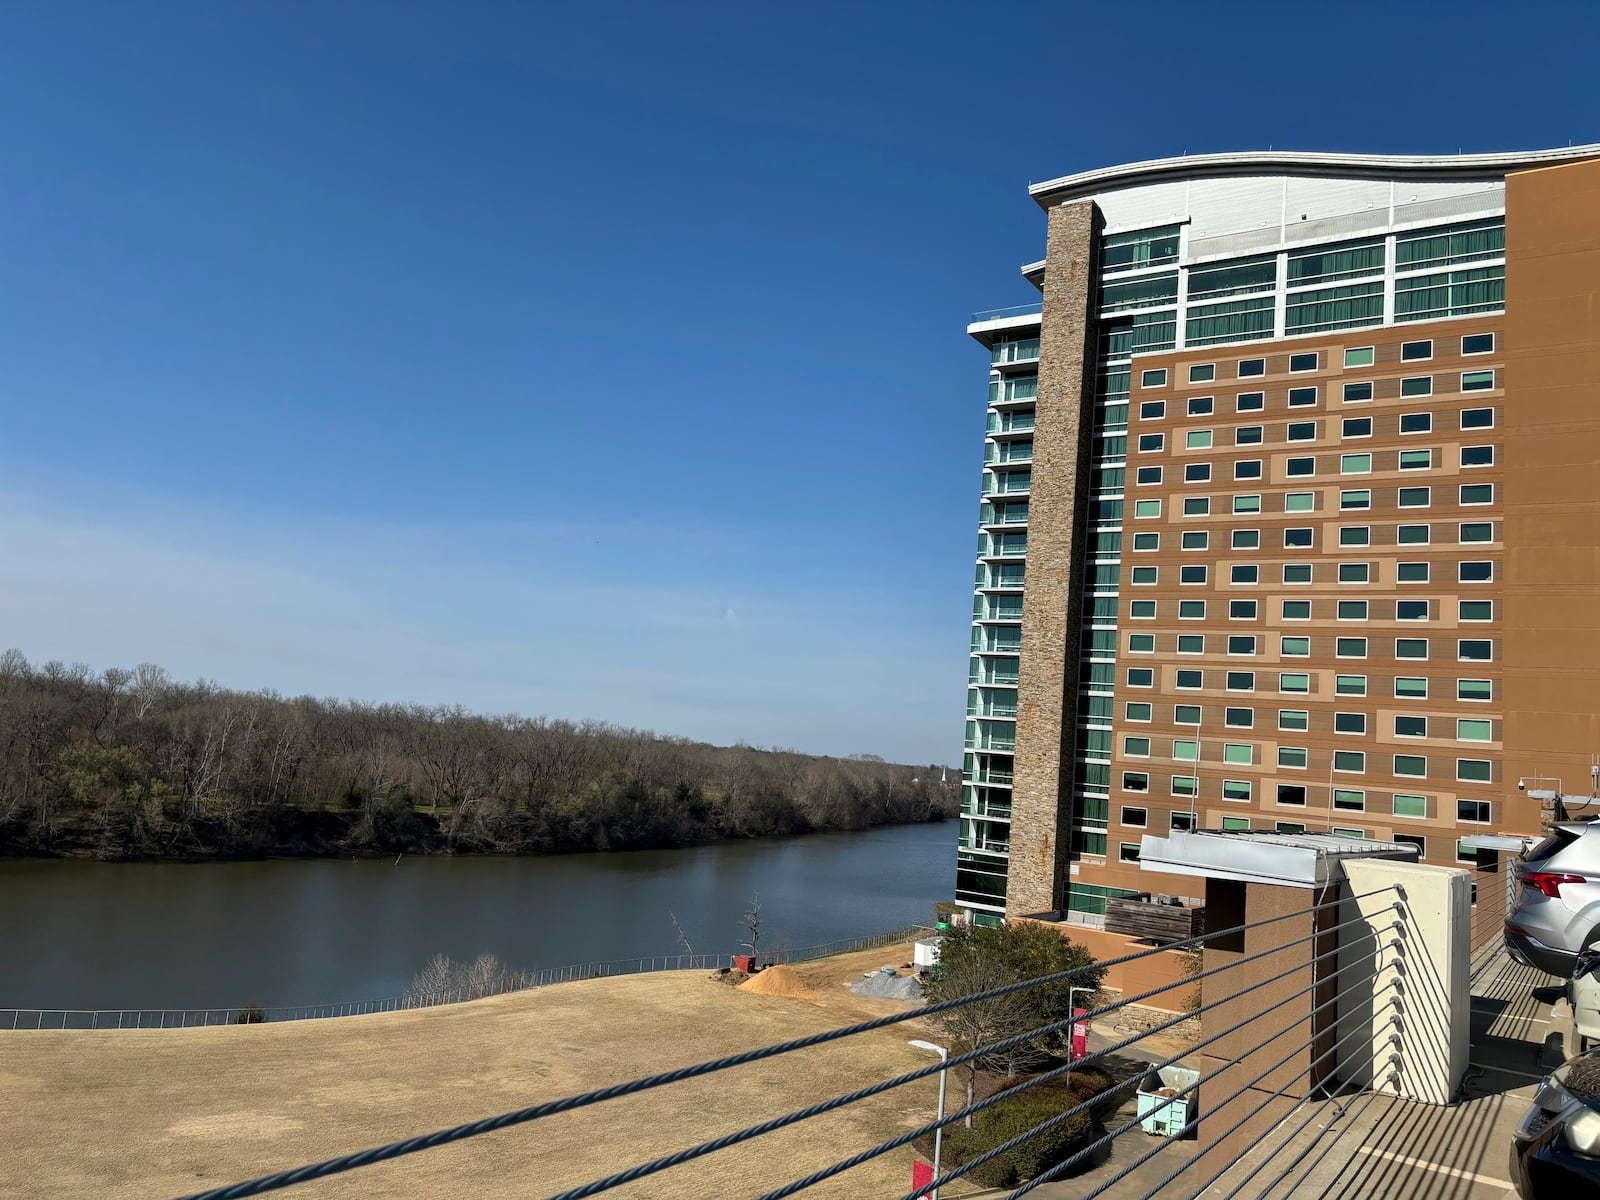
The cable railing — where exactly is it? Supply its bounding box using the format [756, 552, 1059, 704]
[3, 924, 934, 1031]
[161, 881, 1469, 1200]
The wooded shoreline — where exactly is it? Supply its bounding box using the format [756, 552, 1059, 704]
[0, 651, 958, 862]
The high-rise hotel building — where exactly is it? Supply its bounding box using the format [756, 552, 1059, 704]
[959, 147, 1600, 928]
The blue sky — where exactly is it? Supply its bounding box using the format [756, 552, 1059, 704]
[1, 2, 1596, 764]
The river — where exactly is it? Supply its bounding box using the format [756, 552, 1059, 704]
[0, 820, 956, 1010]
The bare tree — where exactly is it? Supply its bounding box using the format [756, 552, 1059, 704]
[739, 892, 762, 960]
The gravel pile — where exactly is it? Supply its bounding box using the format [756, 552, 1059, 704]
[848, 970, 924, 1001]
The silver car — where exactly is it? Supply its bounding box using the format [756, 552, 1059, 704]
[1506, 821, 1600, 977]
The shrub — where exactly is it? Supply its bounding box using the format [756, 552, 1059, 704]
[938, 1085, 1097, 1184]
[941, 1126, 1017, 1188]
[233, 1002, 266, 1024]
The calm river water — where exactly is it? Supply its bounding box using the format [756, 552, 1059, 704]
[0, 820, 955, 1009]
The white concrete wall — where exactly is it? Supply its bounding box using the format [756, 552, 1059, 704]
[1337, 859, 1471, 1105]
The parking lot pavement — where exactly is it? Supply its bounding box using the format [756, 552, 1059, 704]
[1034, 948, 1564, 1199]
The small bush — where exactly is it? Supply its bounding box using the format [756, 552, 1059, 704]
[978, 1091, 1094, 1180]
[942, 1127, 1018, 1188]
[233, 1002, 266, 1024]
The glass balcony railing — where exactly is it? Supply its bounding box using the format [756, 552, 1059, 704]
[991, 337, 1041, 365]
[971, 304, 1043, 324]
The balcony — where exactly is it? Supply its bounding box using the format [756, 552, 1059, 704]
[970, 303, 1043, 324]
[984, 443, 1034, 466]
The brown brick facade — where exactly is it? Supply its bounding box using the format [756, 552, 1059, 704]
[1005, 201, 1102, 919]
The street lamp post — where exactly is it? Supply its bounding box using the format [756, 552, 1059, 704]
[1066, 985, 1095, 1070]
[908, 1039, 948, 1200]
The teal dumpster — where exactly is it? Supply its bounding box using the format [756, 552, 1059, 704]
[1136, 1065, 1198, 1137]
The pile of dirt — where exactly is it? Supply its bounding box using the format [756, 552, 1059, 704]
[848, 970, 924, 1001]
[738, 965, 820, 999]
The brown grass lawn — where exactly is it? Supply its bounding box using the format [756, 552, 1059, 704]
[0, 942, 976, 1199]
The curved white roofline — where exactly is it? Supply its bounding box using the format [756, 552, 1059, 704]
[1029, 145, 1600, 208]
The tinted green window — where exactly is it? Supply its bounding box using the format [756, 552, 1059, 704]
[1344, 347, 1375, 368]
[1395, 677, 1428, 698]
[1457, 759, 1493, 782]
[1188, 256, 1278, 302]
[1285, 492, 1315, 512]
[1288, 239, 1385, 285]
[1397, 562, 1430, 582]
[1101, 272, 1180, 313]
[1128, 633, 1155, 652]
[1458, 679, 1492, 701]
[1396, 218, 1504, 271]
[1394, 755, 1427, 777]
[1393, 794, 1427, 818]
[1279, 746, 1308, 767]
[1335, 676, 1366, 696]
[1102, 226, 1182, 273]
[1458, 719, 1493, 741]
[1279, 710, 1309, 731]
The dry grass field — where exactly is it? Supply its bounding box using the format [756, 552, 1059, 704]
[0, 942, 970, 1199]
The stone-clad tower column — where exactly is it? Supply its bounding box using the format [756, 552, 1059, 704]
[1005, 200, 1103, 919]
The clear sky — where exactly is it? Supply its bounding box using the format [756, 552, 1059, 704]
[1, 1, 1596, 764]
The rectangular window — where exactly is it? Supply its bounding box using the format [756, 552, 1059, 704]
[1460, 599, 1493, 621]
[1175, 669, 1203, 689]
[1186, 429, 1214, 450]
[1402, 340, 1433, 361]
[1341, 453, 1371, 474]
[1223, 743, 1253, 765]
[1121, 806, 1148, 827]
[1337, 599, 1368, 620]
[1397, 600, 1429, 621]
[1462, 370, 1496, 392]
[1400, 412, 1433, 434]
[1188, 396, 1215, 416]
[1288, 386, 1318, 407]
[1137, 433, 1164, 452]
[1344, 347, 1375, 368]
[1395, 715, 1427, 738]
[1343, 381, 1374, 403]
[1125, 702, 1153, 722]
[1288, 421, 1317, 442]
[1184, 462, 1213, 483]
[1183, 497, 1211, 516]
[1235, 426, 1264, 447]
[1171, 774, 1199, 798]
[1135, 500, 1162, 518]
[1278, 783, 1307, 804]
[1287, 457, 1316, 477]
[1174, 704, 1201, 724]
[1279, 710, 1309, 731]
[1398, 486, 1431, 508]
[1394, 755, 1427, 778]
[1397, 524, 1431, 545]
[1339, 527, 1371, 547]
[1281, 636, 1310, 656]
[1284, 528, 1313, 548]
[1180, 565, 1208, 584]
[1189, 364, 1216, 383]
[1395, 676, 1428, 699]
[1280, 748, 1308, 769]
[1129, 600, 1156, 619]
[1397, 561, 1430, 583]
[1461, 445, 1494, 468]
[1223, 780, 1253, 802]
[1335, 712, 1367, 734]
[1284, 492, 1316, 513]
[1459, 639, 1493, 662]
[1231, 564, 1259, 584]
[1400, 449, 1433, 470]
[1119, 843, 1141, 863]
[1170, 811, 1196, 831]
[1459, 561, 1493, 583]
[1177, 634, 1204, 654]
[1133, 533, 1160, 551]
[1178, 600, 1207, 620]
[1233, 529, 1261, 549]
[1461, 407, 1494, 430]
[1228, 635, 1257, 655]
[1339, 562, 1370, 583]
[1140, 369, 1168, 388]
[1396, 638, 1429, 660]
[1124, 771, 1150, 792]
[1238, 358, 1266, 378]
[1127, 668, 1154, 687]
[1334, 789, 1366, 812]
[1226, 707, 1254, 728]
[1458, 799, 1492, 824]
[1128, 633, 1155, 652]
[1337, 637, 1368, 658]
[1460, 483, 1493, 505]
[1229, 600, 1258, 619]
[1289, 352, 1320, 372]
[1130, 566, 1158, 585]
[1237, 391, 1265, 412]
[1220, 815, 1251, 832]
[1462, 333, 1495, 355]
[1457, 759, 1493, 783]
[1173, 739, 1198, 761]
[1182, 531, 1209, 550]
[1335, 675, 1367, 696]
[1401, 376, 1433, 397]
[1458, 678, 1492, 701]
[1458, 718, 1493, 742]
[1342, 416, 1373, 438]
[1123, 737, 1151, 757]
[1136, 466, 1163, 485]
[1140, 400, 1166, 420]
[1101, 225, 1182, 272]
[1280, 673, 1310, 694]
[1394, 794, 1428, 819]
[1227, 671, 1256, 691]
[1235, 459, 1264, 480]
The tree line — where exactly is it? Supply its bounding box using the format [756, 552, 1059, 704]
[0, 651, 957, 860]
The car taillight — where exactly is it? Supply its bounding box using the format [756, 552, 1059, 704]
[1523, 871, 1587, 898]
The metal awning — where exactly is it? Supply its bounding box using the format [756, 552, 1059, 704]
[1137, 830, 1419, 889]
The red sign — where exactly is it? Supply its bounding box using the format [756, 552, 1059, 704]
[1071, 1007, 1089, 1062]
[912, 1160, 934, 1193]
